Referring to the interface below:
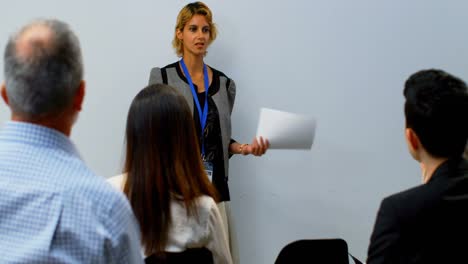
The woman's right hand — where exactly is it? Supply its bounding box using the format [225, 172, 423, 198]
[242, 136, 270, 156]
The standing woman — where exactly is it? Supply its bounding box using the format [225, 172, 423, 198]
[148, 2, 268, 262]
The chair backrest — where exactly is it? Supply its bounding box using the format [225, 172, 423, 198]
[275, 239, 350, 264]
[145, 248, 213, 264]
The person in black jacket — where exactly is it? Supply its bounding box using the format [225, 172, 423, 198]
[367, 69, 468, 264]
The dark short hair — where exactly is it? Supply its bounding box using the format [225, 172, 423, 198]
[404, 69, 468, 158]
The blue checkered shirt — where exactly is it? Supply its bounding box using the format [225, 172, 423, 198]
[0, 121, 143, 263]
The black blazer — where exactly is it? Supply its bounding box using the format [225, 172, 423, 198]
[367, 158, 468, 264]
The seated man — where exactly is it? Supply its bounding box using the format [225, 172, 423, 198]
[0, 19, 143, 263]
[367, 69, 468, 263]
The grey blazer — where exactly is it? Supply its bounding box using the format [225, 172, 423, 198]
[148, 63, 236, 178]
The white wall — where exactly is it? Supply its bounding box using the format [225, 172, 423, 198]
[1, 1, 468, 263]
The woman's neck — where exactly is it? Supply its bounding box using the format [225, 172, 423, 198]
[182, 53, 204, 76]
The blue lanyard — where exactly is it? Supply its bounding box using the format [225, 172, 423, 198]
[180, 58, 209, 157]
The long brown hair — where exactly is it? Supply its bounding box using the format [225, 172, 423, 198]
[123, 83, 217, 256]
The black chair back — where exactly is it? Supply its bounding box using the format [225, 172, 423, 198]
[275, 239, 351, 264]
[145, 248, 213, 264]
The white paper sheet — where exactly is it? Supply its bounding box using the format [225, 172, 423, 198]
[256, 108, 316, 150]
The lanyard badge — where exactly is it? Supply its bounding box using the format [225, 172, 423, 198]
[180, 59, 213, 181]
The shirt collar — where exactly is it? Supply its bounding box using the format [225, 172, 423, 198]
[0, 121, 81, 158]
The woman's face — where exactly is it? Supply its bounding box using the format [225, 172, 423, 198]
[177, 14, 211, 57]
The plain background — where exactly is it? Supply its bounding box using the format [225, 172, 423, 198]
[1, 1, 467, 263]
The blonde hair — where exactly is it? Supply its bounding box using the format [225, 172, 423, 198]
[172, 2, 217, 57]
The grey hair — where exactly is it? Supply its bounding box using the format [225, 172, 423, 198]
[3, 19, 83, 118]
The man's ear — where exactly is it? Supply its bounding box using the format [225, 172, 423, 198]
[405, 127, 421, 155]
[73, 80, 85, 112]
[1, 82, 9, 106]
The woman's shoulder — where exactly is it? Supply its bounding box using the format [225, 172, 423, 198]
[170, 195, 216, 213]
[163, 61, 179, 69]
[209, 66, 236, 94]
[209, 66, 232, 81]
[150, 61, 178, 71]
[149, 62, 183, 85]
[106, 173, 126, 191]
[192, 196, 221, 231]
[194, 195, 217, 212]
[170, 195, 217, 226]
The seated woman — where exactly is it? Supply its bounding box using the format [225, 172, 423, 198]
[108, 83, 232, 264]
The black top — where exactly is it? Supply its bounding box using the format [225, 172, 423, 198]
[194, 90, 230, 201]
[145, 248, 213, 264]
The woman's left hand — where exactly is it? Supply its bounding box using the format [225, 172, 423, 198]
[243, 136, 270, 156]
